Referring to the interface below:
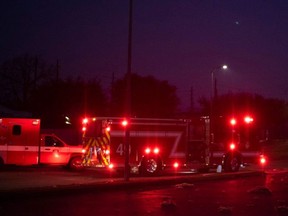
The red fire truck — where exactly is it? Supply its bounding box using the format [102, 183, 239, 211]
[81, 116, 266, 175]
[0, 118, 84, 169]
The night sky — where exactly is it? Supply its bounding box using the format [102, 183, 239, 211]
[1, 0, 288, 110]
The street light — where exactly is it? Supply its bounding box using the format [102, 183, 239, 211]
[210, 65, 228, 145]
[211, 65, 228, 100]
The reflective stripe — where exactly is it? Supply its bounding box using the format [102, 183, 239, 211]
[0, 145, 82, 153]
[0, 146, 38, 152]
[212, 151, 261, 157]
[82, 134, 110, 166]
[111, 130, 184, 158]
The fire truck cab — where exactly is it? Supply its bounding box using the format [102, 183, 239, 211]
[0, 118, 83, 169]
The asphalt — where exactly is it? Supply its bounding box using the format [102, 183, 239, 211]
[0, 160, 287, 199]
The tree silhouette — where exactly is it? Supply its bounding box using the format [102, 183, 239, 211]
[110, 73, 180, 118]
[31, 77, 107, 128]
[0, 55, 55, 110]
[199, 92, 288, 139]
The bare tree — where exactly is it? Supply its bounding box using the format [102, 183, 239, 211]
[0, 55, 55, 110]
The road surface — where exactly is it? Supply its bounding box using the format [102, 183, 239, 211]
[0, 168, 287, 216]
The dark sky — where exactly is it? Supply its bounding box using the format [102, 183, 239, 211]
[1, 0, 288, 110]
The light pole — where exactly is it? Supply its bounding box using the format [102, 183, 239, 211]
[211, 65, 227, 100]
[124, 0, 133, 181]
[210, 65, 228, 145]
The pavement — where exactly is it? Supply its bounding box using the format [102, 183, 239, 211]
[0, 160, 287, 199]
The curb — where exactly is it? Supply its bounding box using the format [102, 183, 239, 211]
[0, 170, 263, 200]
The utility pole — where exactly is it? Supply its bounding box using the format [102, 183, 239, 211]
[190, 86, 194, 113]
[210, 65, 228, 145]
[124, 0, 133, 181]
[56, 59, 60, 82]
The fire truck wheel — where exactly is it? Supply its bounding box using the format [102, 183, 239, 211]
[224, 154, 241, 172]
[68, 157, 84, 171]
[140, 157, 162, 176]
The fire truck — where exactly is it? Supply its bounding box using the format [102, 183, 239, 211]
[0, 118, 84, 169]
[81, 116, 266, 175]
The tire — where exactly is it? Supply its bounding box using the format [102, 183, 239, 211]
[68, 156, 84, 171]
[140, 157, 162, 176]
[223, 154, 241, 172]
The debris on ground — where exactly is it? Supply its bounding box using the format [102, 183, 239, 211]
[175, 182, 194, 189]
[275, 200, 288, 216]
[217, 206, 233, 215]
[161, 196, 176, 210]
[248, 186, 272, 195]
[275, 205, 288, 216]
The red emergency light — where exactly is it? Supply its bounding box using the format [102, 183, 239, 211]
[173, 162, 179, 168]
[145, 147, 160, 155]
[121, 120, 128, 127]
[230, 118, 237, 126]
[153, 148, 160, 154]
[244, 116, 254, 124]
[229, 143, 236, 150]
[32, 119, 40, 125]
[145, 148, 151, 154]
[82, 118, 88, 125]
[105, 126, 111, 132]
[259, 155, 267, 165]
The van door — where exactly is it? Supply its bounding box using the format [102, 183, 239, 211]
[40, 135, 70, 165]
[1, 118, 40, 166]
[7, 124, 39, 165]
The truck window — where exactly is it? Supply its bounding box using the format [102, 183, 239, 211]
[12, 125, 21, 135]
[45, 136, 64, 147]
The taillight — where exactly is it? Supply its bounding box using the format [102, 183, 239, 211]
[108, 164, 114, 169]
[105, 149, 110, 155]
[82, 149, 86, 153]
